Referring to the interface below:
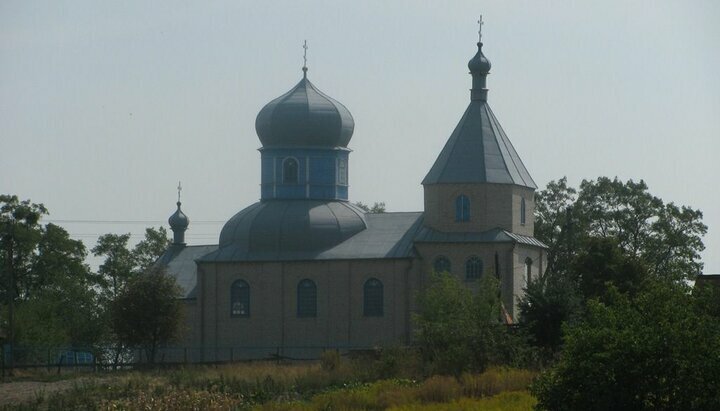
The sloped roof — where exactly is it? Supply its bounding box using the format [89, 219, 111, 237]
[413, 224, 548, 248]
[422, 101, 536, 189]
[157, 244, 218, 298]
[201, 211, 423, 262]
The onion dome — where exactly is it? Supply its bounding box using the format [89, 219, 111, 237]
[468, 42, 491, 74]
[255, 70, 355, 148]
[169, 201, 189, 245]
[218, 200, 366, 257]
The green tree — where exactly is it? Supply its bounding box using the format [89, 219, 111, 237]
[532, 283, 720, 411]
[92, 233, 134, 300]
[414, 272, 503, 375]
[518, 271, 582, 356]
[110, 267, 184, 364]
[536, 177, 706, 283]
[132, 227, 171, 274]
[1, 195, 47, 370]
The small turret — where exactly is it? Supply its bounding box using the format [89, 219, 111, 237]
[168, 182, 189, 245]
[469, 16, 492, 101]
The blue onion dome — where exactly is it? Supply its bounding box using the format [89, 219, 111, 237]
[255, 74, 355, 148]
[168, 201, 189, 230]
[468, 42, 491, 73]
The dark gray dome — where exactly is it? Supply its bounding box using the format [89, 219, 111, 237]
[468, 42, 491, 74]
[255, 76, 355, 148]
[168, 202, 189, 230]
[219, 200, 366, 253]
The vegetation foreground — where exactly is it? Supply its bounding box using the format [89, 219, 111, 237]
[0, 359, 536, 411]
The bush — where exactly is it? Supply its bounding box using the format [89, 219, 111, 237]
[415, 375, 461, 404]
[460, 367, 536, 398]
[533, 283, 720, 410]
[388, 391, 536, 411]
[414, 273, 505, 375]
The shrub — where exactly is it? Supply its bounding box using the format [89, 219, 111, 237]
[460, 367, 536, 398]
[388, 391, 536, 411]
[415, 375, 461, 404]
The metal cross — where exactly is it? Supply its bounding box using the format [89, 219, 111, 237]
[478, 16, 484, 42]
[177, 181, 182, 202]
[303, 40, 308, 68]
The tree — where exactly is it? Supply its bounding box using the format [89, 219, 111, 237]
[110, 267, 184, 364]
[1, 195, 47, 370]
[532, 283, 720, 411]
[92, 233, 134, 300]
[518, 271, 582, 356]
[535, 177, 706, 283]
[354, 201, 386, 213]
[133, 227, 171, 274]
[414, 272, 503, 375]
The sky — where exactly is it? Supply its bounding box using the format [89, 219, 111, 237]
[1, 1, 719, 273]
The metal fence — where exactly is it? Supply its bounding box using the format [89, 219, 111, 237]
[1, 344, 378, 375]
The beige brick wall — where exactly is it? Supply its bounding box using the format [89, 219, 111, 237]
[423, 183, 535, 236]
[192, 258, 414, 360]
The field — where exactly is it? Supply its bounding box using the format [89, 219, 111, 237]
[0, 352, 537, 410]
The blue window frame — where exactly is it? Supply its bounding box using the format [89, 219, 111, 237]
[297, 279, 317, 318]
[231, 280, 250, 317]
[433, 256, 451, 273]
[363, 278, 384, 317]
[465, 256, 483, 280]
[455, 195, 470, 222]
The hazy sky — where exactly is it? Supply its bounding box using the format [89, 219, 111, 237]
[2, 1, 719, 273]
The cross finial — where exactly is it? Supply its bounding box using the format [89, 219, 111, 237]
[177, 181, 182, 203]
[302, 40, 308, 77]
[478, 16, 484, 42]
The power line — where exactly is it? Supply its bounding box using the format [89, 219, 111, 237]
[46, 219, 223, 225]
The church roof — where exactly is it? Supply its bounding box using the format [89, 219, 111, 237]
[422, 102, 536, 188]
[201, 210, 422, 262]
[217, 200, 368, 255]
[413, 224, 548, 248]
[422, 40, 536, 189]
[157, 244, 218, 298]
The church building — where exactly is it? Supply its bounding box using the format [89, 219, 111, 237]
[159, 36, 547, 360]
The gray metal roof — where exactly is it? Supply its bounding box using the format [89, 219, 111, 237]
[217, 200, 367, 256]
[201, 211, 423, 262]
[157, 244, 218, 298]
[413, 223, 548, 248]
[255, 75, 354, 148]
[422, 101, 536, 189]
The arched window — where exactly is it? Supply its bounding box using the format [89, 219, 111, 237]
[520, 198, 526, 225]
[455, 195, 470, 222]
[230, 280, 250, 317]
[338, 159, 348, 185]
[433, 256, 451, 273]
[465, 256, 483, 280]
[363, 278, 383, 317]
[282, 157, 299, 184]
[525, 258, 533, 286]
[297, 279, 317, 318]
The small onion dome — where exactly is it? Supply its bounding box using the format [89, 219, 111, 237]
[255, 76, 355, 148]
[468, 42, 491, 74]
[168, 201, 189, 230]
